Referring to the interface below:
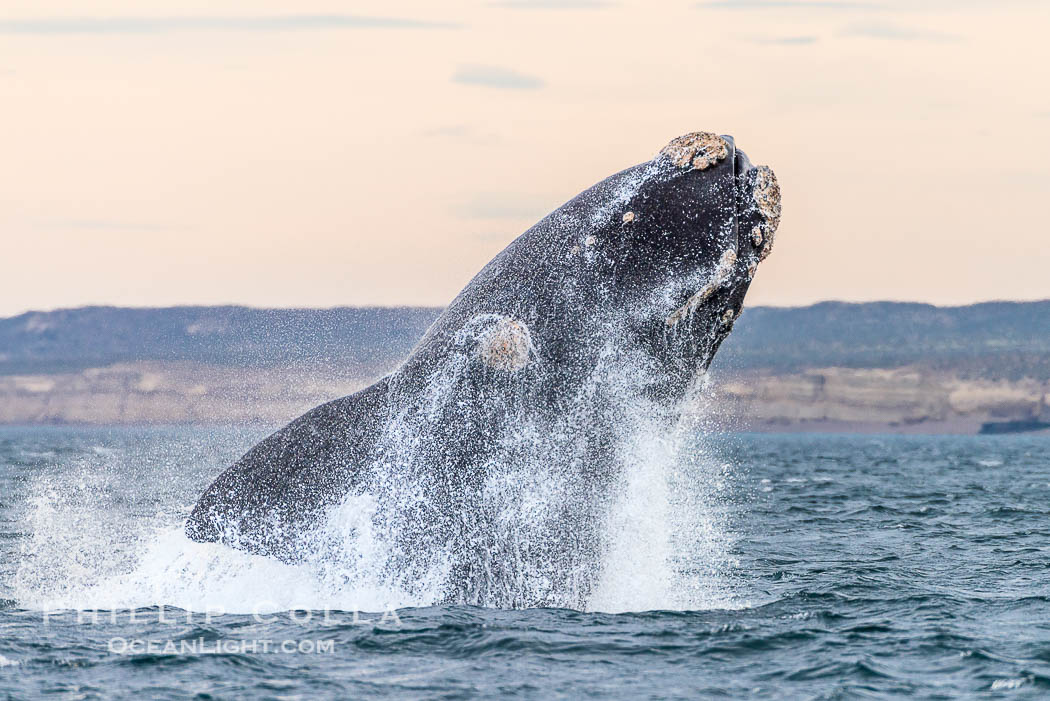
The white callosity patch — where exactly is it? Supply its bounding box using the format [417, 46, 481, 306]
[476, 316, 534, 371]
[659, 132, 730, 171]
[752, 166, 781, 261]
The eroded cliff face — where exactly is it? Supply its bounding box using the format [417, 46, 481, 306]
[712, 367, 1050, 432]
[3, 302, 1048, 432]
[0, 362, 366, 425]
[0, 361, 1047, 433]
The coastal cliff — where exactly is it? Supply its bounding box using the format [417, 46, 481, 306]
[2, 302, 1048, 433]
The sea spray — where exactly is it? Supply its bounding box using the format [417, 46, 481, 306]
[10, 327, 745, 612]
[10, 396, 744, 613]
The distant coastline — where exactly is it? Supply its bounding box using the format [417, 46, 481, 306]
[2, 302, 1048, 434]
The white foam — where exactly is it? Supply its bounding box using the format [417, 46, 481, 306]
[10, 321, 744, 615]
[590, 426, 678, 611]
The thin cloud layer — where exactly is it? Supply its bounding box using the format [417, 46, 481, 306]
[697, 1, 878, 10]
[488, 0, 616, 8]
[0, 15, 457, 34]
[841, 20, 959, 41]
[3, 0, 1047, 314]
[452, 65, 545, 90]
[751, 35, 821, 44]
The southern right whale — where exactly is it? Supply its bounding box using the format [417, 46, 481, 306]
[187, 131, 781, 607]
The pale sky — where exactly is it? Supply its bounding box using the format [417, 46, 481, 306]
[2, 0, 1048, 317]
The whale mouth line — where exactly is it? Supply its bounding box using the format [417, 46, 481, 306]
[665, 249, 737, 328]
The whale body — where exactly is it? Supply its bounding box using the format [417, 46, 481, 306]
[186, 132, 781, 607]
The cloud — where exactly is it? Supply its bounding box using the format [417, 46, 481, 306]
[841, 20, 959, 41]
[35, 218, 180, 232]
[421, 125, 501, 144]
[0, 15, 457, 34]
[452, 65, 544, 90]
[424, 125, 476, 138]
[699, 0, 1041, 10]
[488, 0, 616, 8]
[697, 1, 878, 9]
[751, 35, 820, 44]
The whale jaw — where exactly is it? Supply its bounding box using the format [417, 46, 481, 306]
[633, 132, 782, 403]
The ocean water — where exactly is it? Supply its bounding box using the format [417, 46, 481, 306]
[0, 425, 1048, 699]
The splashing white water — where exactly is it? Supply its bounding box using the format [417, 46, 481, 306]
[7, 140, 759, 615]
[11, 311, 745, 614]
[10, 405, 743, 615]
[590, 410, 740, 612]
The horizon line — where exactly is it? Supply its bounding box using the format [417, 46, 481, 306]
[5, 298, 1049, 321]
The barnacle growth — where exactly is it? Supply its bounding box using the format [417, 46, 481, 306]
[752, 166, 781, 260]
[659, 132, 730, 171]
[478, 317, 533, 371]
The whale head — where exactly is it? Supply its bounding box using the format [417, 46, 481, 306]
[394, 131, 779, 409]
[610, 132, 781, 400]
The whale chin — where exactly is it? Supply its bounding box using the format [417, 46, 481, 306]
[633, 132, 780, 402]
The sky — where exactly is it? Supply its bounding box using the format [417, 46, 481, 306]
[2, 0, 1048, 317]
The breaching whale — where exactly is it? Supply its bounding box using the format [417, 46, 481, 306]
[186, 132, 781, 607]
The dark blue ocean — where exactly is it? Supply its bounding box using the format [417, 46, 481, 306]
[1, 426, 1048, 699]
